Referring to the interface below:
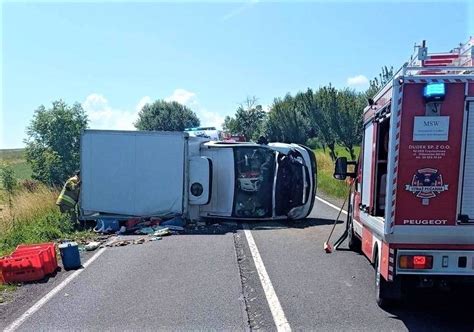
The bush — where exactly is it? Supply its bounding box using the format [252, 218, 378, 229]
[0, 164, 18, 208]
[2, 211, 72, 252]
[20, 179, 40, 192]
[305, 137, 322, 150]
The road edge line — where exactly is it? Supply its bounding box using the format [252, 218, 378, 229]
[242, 224, 291, 332]
[315, 196, 348, 215]
[4, 245, 109, 332]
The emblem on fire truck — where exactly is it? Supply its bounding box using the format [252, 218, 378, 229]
[405, 168, 448, 205]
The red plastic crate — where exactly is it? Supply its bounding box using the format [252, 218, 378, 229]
[14, 243, 58, 275]
[0, 243, 57, 283]
[16, 243, 57, 261]
[0, 255, 45, 283]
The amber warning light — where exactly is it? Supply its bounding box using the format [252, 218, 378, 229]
[399, 255, 433, 269]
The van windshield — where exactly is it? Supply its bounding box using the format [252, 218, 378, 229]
[233, 147, 276, 218]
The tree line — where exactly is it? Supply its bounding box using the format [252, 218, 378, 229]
[224, 66, 393, 160]
[21, 67, 392, 186]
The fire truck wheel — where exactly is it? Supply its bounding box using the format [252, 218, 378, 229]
[347, 214, 361, 252]
[374, 254, 392, 308]
[346, 201, 361, 251]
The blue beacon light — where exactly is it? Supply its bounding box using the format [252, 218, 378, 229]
[423, 82, 446, 102]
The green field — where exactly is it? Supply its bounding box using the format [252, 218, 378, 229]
[0, 148, 26, 160]
[0, 148, 33, 184]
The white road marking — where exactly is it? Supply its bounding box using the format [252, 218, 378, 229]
[315, 196, 347, 215]
[242, 224, 291, 332]
[4, 245, 110, 332]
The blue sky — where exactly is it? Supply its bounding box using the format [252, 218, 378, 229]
[1, 0, 472, 148]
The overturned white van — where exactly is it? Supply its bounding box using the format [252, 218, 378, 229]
[80, 130, 316, 221]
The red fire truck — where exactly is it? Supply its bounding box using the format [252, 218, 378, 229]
[334, 38, 474, 307]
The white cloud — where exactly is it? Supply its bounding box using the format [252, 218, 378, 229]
[135, 96, 151, 113]
[199, 109, 225, 129]
[82, 93, 149, 130]
[347, 75, 369, 89]
[166, 88, 225, 129]
[82, 90, 225, 131]
[165, 89, 197, 106]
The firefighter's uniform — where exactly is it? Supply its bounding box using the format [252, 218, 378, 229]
[56, 175, 80, 222]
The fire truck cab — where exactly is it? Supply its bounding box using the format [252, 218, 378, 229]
[334, 38, 474, 307]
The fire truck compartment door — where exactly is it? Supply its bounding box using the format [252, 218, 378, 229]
[461, 102, 474, 220]
[361, 122, 375, 208]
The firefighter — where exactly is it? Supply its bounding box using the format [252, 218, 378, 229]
[56, 171, 81, 224]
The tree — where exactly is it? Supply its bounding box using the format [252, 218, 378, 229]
[310, 86, 339, 160]
[223, 97, 266, 141]
[222, 115, 238, 134]
[366, 66, 394, 99]
[331, 89, 365, 160]
[134, 100, 200, 131]
[265, 94, 310, 144]
[0, 163, 17, 208]
[25, 100, 88, 186]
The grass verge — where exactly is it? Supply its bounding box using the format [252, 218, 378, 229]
[0, 185, 92, 258]
[314, 146, 360, 199]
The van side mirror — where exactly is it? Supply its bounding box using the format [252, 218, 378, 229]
[334, 157, 348, 180]
[333, 157, 357, 181]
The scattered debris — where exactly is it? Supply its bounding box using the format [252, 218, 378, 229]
[161, 216, 185, 227]
[94, 219, 121, 233]
[106, 239, 130, 247]
[153, 227, 171, 237]
[125, 218, 141, 230]
[105, 234, 164, 247]
[165, 225, 184, 232]
[221, 221, 238, 227]
[133, 237, 147, 245]
[84, 242, 101, 251]
[135, 227, 155, 235]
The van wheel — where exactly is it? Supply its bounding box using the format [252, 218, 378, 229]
[374, 254, 392, 308]
[347, 208, 361, 252]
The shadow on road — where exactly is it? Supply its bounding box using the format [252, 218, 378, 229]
[183, 217, 343, 235]
[287, 217, 344, 228]
[384, 287, 474, 331]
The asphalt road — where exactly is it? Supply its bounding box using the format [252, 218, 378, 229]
[4, 198, 474, 331]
